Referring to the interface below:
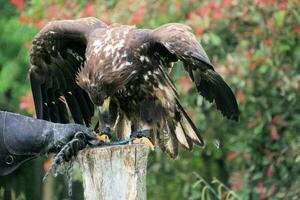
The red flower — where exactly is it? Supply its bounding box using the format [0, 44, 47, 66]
[19, 92, 35, 114]
[187, 12, 196, 20]
[243, 153, 251, 161]
[226, 151, 239, 161]
[212, 2, 222, 10]
[267, 164, 273, 177]
[177, 76, 192, 94]
[293, 27, 300, 34]
[19, 16, 46, 29]
[247, 119, 257, 128]
[246, 49, 254, 60]
[82, 1, 95, 17]
[19, 16, 31, 23]
[269, 125, 280, 140]
[102, 10, 111, 25]
[256, 182, 267, 199]
[232, 181, 243, 190]
[249, 61, 256, 70]
[230, 171, 244, 191]
[279, 0, 287, 9]
[272, 115, 288, 126]
[45, 5, 60, 19]
[206, 1, 216, 9]
[175, 2, 181, 14]
[24, 41, 32, 49]
[212, 10, 225, 19]
[197, 4, 211, 17]
[256, 111, 262, 119]
[130, 5, 145, 25]
[255, 0, 271, 8]
[159, 4, 167, 14]
[237, 89, 246, 103]
[10, 0, 25, 11]
[263, 39, 273, 46]
[195, 27, 204, 36]
[222, 0, 232, 7]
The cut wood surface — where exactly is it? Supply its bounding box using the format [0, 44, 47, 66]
[77, 144, 149, 200]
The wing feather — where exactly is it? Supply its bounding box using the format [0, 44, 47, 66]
[151, 23, 240, 121]
[158, 119, 178, 158]
[47, 89, 60, 122]
[55, 92, 69, 124]
[29, 17, 107, 125]
[40, 84, 50, 120]
[64, 91, 84, 124]
[73, 88, 93, 125]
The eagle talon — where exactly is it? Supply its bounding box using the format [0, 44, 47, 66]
[96, 134, 110, 142]
[131, 130, 155, 151]
[132, 137, 155, 151]
[96, 126, 112, 142]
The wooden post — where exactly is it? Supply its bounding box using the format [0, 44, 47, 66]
[77, 144, 149, 200]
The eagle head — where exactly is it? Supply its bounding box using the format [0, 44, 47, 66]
[88, 89, 107, 106]
[76, 73, 118, 106]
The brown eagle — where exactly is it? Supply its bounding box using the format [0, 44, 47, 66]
[29, 17, 239, 158]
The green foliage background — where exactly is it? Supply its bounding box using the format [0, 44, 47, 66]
[0, 0, 299, 199]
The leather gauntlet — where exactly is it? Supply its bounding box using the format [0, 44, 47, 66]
[0, 110, 92, 175]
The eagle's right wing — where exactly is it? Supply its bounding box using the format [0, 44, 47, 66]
[151, 23, 240, 121]
[29, 17, 107, 125]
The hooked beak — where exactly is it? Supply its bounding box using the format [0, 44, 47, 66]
[98, 97, 111, 127]
[98, 96, 111, 112]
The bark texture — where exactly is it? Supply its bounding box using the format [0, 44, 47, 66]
[77, 144, 149, 200]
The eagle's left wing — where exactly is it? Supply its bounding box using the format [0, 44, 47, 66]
[150, 23, 240, 121]
[29, 17, 107, 125]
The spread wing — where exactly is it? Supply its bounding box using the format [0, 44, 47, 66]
[151, 23, 240, 121]
[29, 17, 107, 125]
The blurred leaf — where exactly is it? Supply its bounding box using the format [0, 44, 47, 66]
[0, 62, 20, 93]
[252, 172, 263, 181]
[274, 10, 286, 27]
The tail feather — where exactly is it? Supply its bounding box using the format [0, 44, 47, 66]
[158, 119, 179, 158]
[176, 99, 204, 146]
[179, 113, 203, 146]
[157, 68, 204, 151]
[174, 122, 193, 150]
[151, 127, 159, 147]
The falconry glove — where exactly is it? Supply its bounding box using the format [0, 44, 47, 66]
[0, 110, 94, 176]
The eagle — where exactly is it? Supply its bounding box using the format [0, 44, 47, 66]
[29, 17, 239, 158]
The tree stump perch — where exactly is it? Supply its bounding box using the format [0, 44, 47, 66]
[77, 144, 149, 200]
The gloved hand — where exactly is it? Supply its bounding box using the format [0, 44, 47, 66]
[0, 111, 95, 176]
[44, 123, 94, 155]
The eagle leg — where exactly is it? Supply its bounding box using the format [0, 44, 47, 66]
[131, 130, 155, 151]
[95, 97, 113, 142]
[90, 130, 154, 148]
